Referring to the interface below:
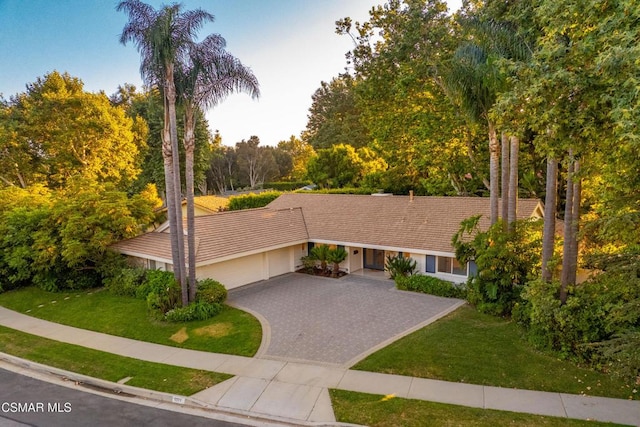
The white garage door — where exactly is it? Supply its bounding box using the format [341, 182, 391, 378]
[197, 253, 264, 290]
[268, 247, 291, 278]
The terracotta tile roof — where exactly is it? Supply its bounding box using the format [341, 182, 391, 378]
[111, 207, 308, 265]
[267, 193, 542, 253]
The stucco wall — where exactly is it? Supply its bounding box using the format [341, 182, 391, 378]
[197, 253, 266, 289]
[195, 245, 300, 289]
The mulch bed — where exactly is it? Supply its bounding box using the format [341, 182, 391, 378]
[295, 267, 348, 278]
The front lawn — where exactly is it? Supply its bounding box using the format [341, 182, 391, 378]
[330, 390, 625, 427]
[0, 287, 261, 357]
[353, 304, 638, 400]
[0, 325, 231, 396]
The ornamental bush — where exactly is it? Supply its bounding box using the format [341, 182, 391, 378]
[228, 191, 282, 210]
[164, 301, 223, 322]
[396, 274, 466, 299]
[516, 270, 640, 376]
[453, 217, 542, 316]
[135, 270, 180, 314]
[103, 266, 146, 297]
[195, 279, 227, 305]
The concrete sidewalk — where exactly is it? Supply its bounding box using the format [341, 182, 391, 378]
[0, 306, 638, 426]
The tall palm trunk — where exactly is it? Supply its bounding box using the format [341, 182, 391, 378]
[560, 151, 576, 304]
[501, 132, 510, 231]
[184, 103, 197, 303]
[507, 135, 519, 229]
[165, 65, 187, 306]
[541, 156, 557, 282]
[569, 160, 581, 283]
[488, 121, 500, 225]
[161, 103, 182, 289]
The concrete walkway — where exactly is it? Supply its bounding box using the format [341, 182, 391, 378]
[0, 306, 638, 426]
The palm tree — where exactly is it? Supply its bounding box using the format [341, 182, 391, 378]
[310, 244, 331, 274]
[327, 247, 348, 278]
[118, 0, 214, 305]
[440, 18, 533, 227]
[440, 42, 501, 224]
[176, 34, 259, 302]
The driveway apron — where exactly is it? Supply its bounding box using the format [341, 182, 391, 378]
[227, 273, 464, 367]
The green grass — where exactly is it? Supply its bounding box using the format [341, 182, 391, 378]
[330, 389, 625, 427]
[353, 305, 638, 400]
[0, 287, 261, 356]
[0, 325, 231, 396]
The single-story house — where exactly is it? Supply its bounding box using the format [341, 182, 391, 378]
[111, 193, 543, 289]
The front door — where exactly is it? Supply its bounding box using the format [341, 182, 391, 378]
[364, 248, 385, 270]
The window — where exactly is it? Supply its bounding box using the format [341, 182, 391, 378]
[452, 258, 466, 276]
[308, 242, 315, 253]
[427, 255, 469, 276]
[437, 257, 452, 273]
[426, 255, 436, 273]
[468, 260, 478, 277]
[149, 259, 156, 270]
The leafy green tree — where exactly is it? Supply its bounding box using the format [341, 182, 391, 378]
[0, 182, 159, 293]
[208, 144, 237, 193]
[0, 72, 142, 189]
[306, 143, 386, 189]
[121, 88, 213, 196]
[235, 136, 278, 188]
[304, 74, 370, 150]
[277, 136, 315, 181]
[337, 0, 486, 196]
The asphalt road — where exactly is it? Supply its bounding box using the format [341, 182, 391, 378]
[0, 368, 248, 427]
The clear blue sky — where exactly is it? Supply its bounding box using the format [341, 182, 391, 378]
[0, 0, 461, 146]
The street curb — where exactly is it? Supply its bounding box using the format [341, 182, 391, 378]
[0, 352, 361, 427]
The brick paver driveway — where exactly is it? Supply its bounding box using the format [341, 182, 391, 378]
[227, 273, 464, 367]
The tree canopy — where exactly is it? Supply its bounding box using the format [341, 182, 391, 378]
[1, 72, 143, 189]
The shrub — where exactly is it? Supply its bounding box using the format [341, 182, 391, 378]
[385, 255, 417, 279]
[264, 182, 310, 191]
[103, 267, 146, 297]
[453, 216, 542, 316]
[396, 274, 466, 299]
[519, 270, 640, 373]
[136, 270, 180, 314]
[164, 301, 223, 322]
[515, 250, 640, 383]
[301, 255, 316, 273]
[195, 279, 227, 305]
[310, 244, 331, 273]
[228, 191, 282, 210]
